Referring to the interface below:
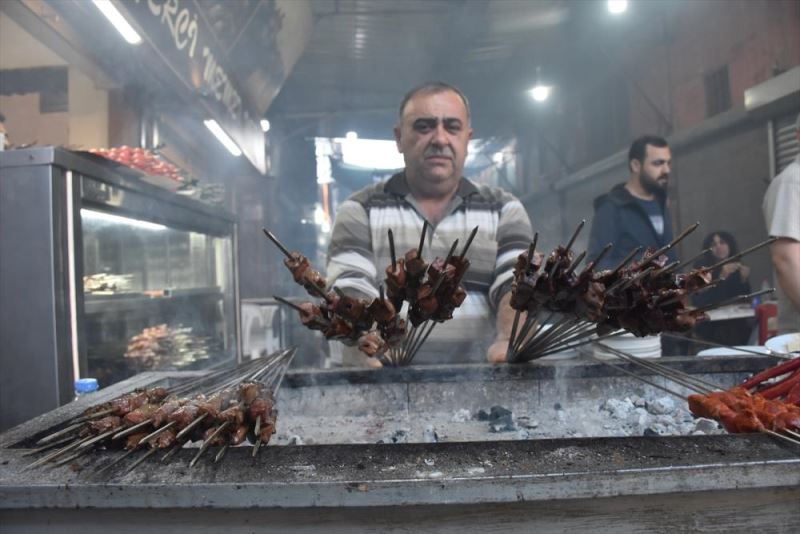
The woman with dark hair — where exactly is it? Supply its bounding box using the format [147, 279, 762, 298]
[692, 231, 752, 345]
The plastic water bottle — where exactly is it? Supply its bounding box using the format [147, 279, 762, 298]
[74, 378, 99, 401]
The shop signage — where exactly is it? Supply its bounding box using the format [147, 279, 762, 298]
[121, 0, 265, 172]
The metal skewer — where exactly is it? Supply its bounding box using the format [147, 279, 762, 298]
[706, 237, 777, 272]
[122, 447, 159, 475]
[417, 220, 429, 256]
[639, 222, 700, 269]
[388, 229, 397, 270]
[35, 422, 84, 446]
[136, 421, 176, 446]
[175, 413, 208, 440]
[262, 228, 293, 259]
[190, 421, 230, 467]
[459, 225, 480, 260]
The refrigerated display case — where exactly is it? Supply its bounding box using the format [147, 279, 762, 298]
[0, 147, 240, 430]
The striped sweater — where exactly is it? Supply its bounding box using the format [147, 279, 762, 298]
[326, 172, 533, 364]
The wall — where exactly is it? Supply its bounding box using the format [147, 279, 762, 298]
[631, 0, 800, 135]
[0, 12, 108, 149]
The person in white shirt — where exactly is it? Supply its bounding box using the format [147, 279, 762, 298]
[762, 112, 800, 334]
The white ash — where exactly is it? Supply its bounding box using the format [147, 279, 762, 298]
[272, 394, 724, 445]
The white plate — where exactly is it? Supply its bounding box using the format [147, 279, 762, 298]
[764, 333, 800, 355]
[696, 346, 771, 357]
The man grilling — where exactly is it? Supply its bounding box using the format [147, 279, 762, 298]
[326, 82, 534, 365]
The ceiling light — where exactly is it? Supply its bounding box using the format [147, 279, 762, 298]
[204, 119, 242, 156]
[529, 85, 551, 102]
[607, 0, 628, 15]
[345, 131, 358, 141]
[81, 209, 166, 231]
[260, 119, 271, 133]
[92, 0, 142, 45]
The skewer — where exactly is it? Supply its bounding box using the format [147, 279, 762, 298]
[564, 220, 586, 254]
[672, 248, 712, 273]
[252, 438, 262, 457]
[506, 311, 523, 361]
[459, 225, 480, 260]
[112, 419, 154, 440]
[24, 436, 92, 470]
[123, 447, 159, 475]
[262, 228, 293, 259]
[565, 251, 587, 276]
[418, 220, 429, 256]
[527, 233, 540, 272]
[656, 280, 722, 308]
[608, 246, 643, 277]
[606, 266, 653, 294]
[430, 239, 459, 294]
[161, 441, 186, 463]
[273, 295, 307, 314]
[764, 429, 800, 447]
[653, 260, 681, 276]
[23, 436, 77, 457]
[595, 343, 719, 394]
[35, 421, 84, 446]
[589, 356, 689, 400]
[175, 413, 208, 440]
[583, 243, 613, 273]
[76, 428, 119, 450]
[92, 448, 137, 477]
[214, 445, 229, 463]
[693, 288, 774, 314]
[534, 329, 626, 357]
[388, 229, 397, 270]
[639, 222, 700, 269]
[136, 421, 176, 446]
[51, 447, 92, 468]
[189, 421, 230, 467]
[405, 321, 437, 364]
[660, 332, 793, 360]
[706, 237, 777, 272]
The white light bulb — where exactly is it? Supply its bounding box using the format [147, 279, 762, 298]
[260, 119, 271, 133]
[608, 0, 628, 15]
[530, 85, 551, 102]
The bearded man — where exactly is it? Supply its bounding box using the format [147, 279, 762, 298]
[587, 135, 677, 270]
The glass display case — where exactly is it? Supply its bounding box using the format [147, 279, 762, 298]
[0, 147, 239, 430]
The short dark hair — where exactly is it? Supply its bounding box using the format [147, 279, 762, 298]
[695, 231, 740, 270]
[398, 82, 471, 121]
[628, 135, 669, 169]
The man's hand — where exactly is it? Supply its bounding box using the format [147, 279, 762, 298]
[487, 339, 509, 363]
[486, 292, 519, 363]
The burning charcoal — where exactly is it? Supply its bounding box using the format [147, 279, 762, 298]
[646, 396, 676, 415]
[450, 408, 472, 423]
[693, 418, 720, 434]
[422, 425, 439, 443]
[489, 406, 513, 420]
[376, 429, 408, 444]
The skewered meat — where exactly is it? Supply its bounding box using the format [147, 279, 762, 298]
[88, 416, 122, 434]
[123, 403, 159, 425]
[284, 252, 327, 296]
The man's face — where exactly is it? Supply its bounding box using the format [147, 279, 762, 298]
[635, 145, 671, 194]
[394, 90, 473, 196]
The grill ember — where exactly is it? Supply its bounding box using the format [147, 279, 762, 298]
[266, 223, 476, 366]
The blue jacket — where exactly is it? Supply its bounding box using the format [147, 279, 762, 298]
[587, 183, 676, 271]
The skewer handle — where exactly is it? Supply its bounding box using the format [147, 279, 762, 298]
[418, 220, 429, 256]
[262, 228, 294, 259]
[388, 229, 397, 270]
[459, 226, 480, 260]
[706, 237, 777, 272]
